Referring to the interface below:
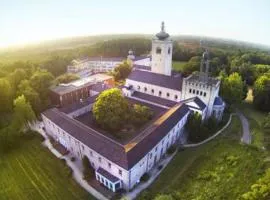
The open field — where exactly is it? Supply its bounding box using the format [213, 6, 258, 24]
[172, 61, 187, 72]
[0, 133, 95, 200]
[138, 116, 269, 200]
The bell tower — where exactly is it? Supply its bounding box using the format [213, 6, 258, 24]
[199, 49, 210, 82]
[151, 22, 173, 76]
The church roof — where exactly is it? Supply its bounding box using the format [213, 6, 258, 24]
[127, 70, 182, 91]
[181, 96, 206, 110]
[214, 96, 224, 106]
[132, 91, 177, 107]
[97, 168, 120, 183]
[42, 103, 189, 170]
[133, 65, 151, 71]
[185, 73, 220, 86]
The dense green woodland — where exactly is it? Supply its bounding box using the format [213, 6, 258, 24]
[0, 36, 270, 199]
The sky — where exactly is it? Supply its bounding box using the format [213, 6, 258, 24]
[0, 0, 270, 48]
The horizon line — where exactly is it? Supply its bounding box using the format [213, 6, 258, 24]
[1, 33, 269, 51]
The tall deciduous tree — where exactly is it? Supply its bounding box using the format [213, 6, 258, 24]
[253, 74, 270, 111]
[113, 60, 132, 81]
[0, 78, 13, 113]
[30, 70, 54, 109]
[56, 73, 79, 84]
[17, 80, 42, 114]
[186, 112, 202, 142]
[13, 95, 36, 130]
[220, 72, 244, 104]
[8, 68, 28, 91]
[93, 88, 129, 131]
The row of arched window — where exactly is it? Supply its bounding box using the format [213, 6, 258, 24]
[189, 88, 207, 97]
[137, 85, 178, 100]
[188, 81, 210, 89]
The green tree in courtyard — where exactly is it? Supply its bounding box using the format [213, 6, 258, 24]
[131, 104, 154, 126]
[93, 88, 129, 131]
[12, 95, 36, 131]
[220, 72, 244, 104]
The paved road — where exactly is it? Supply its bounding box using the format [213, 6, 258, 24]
[237, 111, 251, 144]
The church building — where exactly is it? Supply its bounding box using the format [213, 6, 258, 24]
[124, 22, 225, 120]
[42, 22, 225, 193]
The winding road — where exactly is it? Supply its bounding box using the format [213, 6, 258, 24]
[237, 111, 252, 144]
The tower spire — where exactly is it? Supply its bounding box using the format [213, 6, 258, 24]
[155, 21, 170, 40]
[199, 49, 210, 82]
[161, 21, 165, 32]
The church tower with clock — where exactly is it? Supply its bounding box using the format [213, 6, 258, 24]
[151, 22, 173, 76]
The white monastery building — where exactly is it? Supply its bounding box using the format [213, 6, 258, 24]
[42, 22, 225, 193]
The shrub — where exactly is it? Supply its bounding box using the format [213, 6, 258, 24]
[140, 173, 150, 182]
[82, 156, 95, 181]
[225, 155, 239, 166]
[167, 145, 177, 155]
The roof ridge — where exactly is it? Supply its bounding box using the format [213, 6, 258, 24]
[125, 103, 183, 151]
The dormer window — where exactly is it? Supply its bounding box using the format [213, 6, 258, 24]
[156, 47, 162, 54]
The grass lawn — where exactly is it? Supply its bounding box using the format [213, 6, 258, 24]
[138, 116, 270, 200]
[0, 133, 95, 200]
[172, 61, 187, 72]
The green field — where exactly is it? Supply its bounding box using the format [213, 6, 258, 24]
[138, 116, 269, 200]
[172, 61, 187, 72]
[0, 133, 95, 200]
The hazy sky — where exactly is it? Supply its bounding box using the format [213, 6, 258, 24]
[1, 0, 270, 48]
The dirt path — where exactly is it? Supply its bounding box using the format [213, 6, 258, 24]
[237, 111, 251, 144]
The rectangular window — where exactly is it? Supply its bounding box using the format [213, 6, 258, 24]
[118, 169, 122, 176]
[98, 157, 102, 163]
[108, 162, 111, 169]
[90, 150, 93, 156]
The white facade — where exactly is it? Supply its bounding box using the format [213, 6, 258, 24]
[126, 79, 181, 102]
[42, 106, 189, 191]
[181, 76, 220, 118]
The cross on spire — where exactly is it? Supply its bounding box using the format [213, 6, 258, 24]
[161, 21, 165, 32]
